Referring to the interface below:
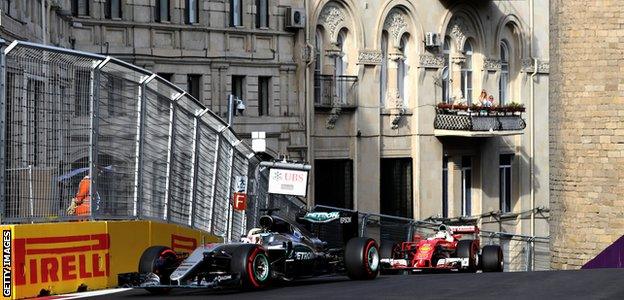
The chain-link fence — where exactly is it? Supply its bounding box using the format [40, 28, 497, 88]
[309, 204, 548, 272]
[0, 40, 254, 240]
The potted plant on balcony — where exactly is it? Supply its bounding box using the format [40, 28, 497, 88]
[506, 102, 525, 115]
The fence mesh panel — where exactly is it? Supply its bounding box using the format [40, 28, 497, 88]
[94, 67, 140, 219]
[3, 46, 98, 222]
[1, 41, 252, 241]
[211, 139, 233, 236]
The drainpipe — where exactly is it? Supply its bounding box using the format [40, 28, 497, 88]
[304, 0, 313, 209]
[41, 0, 47, 44]
[529, 0, 537, 266]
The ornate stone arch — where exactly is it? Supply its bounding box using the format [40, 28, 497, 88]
[438, 5, 487, 54]
[494, 14, 529, 59]
[311, 0, 365, 48]
[383, 9, 409, 49]
[374, 1, 425, 52]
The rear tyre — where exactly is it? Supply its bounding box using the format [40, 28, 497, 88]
[482, 245, 504, 272]
[138, 246, 177, 295]
[231, 244, 271, 289]
[345, 237, 380, 280]
[456, 240, 478, 272]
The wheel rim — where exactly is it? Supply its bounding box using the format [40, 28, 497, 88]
[253, 253, 270, 282]
[367, 246, 379, 272]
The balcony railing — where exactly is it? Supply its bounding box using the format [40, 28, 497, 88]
[314, 74, 358, 109]
[434, 109, 526, 137]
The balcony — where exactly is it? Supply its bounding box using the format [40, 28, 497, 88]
[434, 104, 526, 137]
[314, 74, 358, 110]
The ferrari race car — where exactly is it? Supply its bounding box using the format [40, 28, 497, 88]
[380, 224, 503, 273]
[122, 209, 379, 293]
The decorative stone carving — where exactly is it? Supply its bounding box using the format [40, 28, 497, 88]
[419, 54, 445, 68]
[538, 61, 549, 74]
[318, 5, 346, 42]
[383, 10, 408, 46]
[391, 108, 406, 129]
[521, 59, 534, 72]
[358, 50, 383, 65]
[483, 58, 502, 71]
[326, 106, 342, 129]
[447, 17, 474, 51]
[520, 59, 549, 73]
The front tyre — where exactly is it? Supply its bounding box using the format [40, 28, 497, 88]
[482, 245, 504, 272]
[345, 237, 380, 280]
[138, 246, 177, 295]
[457, 240, 478, 272]
[231, 244, 271, 289]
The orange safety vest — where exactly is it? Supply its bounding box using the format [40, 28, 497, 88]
[74, 177, 91, 216]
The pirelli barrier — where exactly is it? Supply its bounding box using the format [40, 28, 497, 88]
[0, 220, 220, 299]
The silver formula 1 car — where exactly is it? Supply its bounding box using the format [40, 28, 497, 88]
[124, 209, 379, 293]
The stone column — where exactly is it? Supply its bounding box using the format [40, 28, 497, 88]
[385, 50, 404, 108]
[451, 55, 465, 102]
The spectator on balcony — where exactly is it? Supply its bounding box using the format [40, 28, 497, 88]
[478, 89, 488, 105]
[484, 95, 495, 107]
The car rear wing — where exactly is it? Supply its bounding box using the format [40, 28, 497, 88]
[449, 225, 479, 234]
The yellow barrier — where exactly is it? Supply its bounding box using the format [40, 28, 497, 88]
[0, 221, 221, 299]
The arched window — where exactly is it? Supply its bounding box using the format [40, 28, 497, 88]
[335, 31, 345, 78]
[499, 41, 509, 105]
[442, 36, 451, 103]
[398, 35, 409, 106]
[314, 29, 323, 104]
[380, 31, 388, 105]
[335, 31, 347, 104]
[315, 29, 323, 75]
[461, 41, 473, 104]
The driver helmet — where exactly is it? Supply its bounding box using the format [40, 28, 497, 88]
[241, 228, 263, 244]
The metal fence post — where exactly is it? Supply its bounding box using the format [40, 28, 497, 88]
[225, 146, 235, 242]
[163, 93, 183, 222]
[89, 59, 103, 220]
[133, 74, 154, 218]
[0, 39, 7, 221]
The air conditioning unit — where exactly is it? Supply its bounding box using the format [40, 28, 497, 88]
[425, 32, 440, 48]
[285, 7, 305, 29]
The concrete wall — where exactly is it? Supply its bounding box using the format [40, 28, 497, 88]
[0, 0, 307, 161]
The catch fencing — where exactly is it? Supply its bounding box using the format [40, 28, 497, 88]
[312, 205, 548, 272]
[0, 40, 254, 241]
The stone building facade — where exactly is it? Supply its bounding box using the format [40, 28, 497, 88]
[308, 0, 549, 270]
[550, 0, 624, 269]
[0, 0, 551, 270]
[0, 0, 308, 161]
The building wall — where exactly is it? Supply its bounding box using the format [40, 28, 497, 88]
[308, 0, 550, 271]
[550, 0, 624, 269]
[0, 0, 307, 161]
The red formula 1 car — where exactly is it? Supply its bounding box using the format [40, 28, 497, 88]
[380, 225, 503, 273]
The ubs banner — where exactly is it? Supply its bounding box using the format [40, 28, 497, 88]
[0, 221, 220, 299]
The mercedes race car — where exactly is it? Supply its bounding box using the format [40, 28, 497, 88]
[380, 225, 503, 273]
[122, 209, 379, 293]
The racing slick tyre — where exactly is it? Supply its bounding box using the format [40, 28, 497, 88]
[138, 246, 178, 295]
[457, 240, 478, 272]
[231, 244, 271, 289]
[379, 242, 400, 275]
[345, 237, 380, 280]
[482, 245, 504, 272]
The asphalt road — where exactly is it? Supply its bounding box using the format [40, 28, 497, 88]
[96, 269, 624, 299]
